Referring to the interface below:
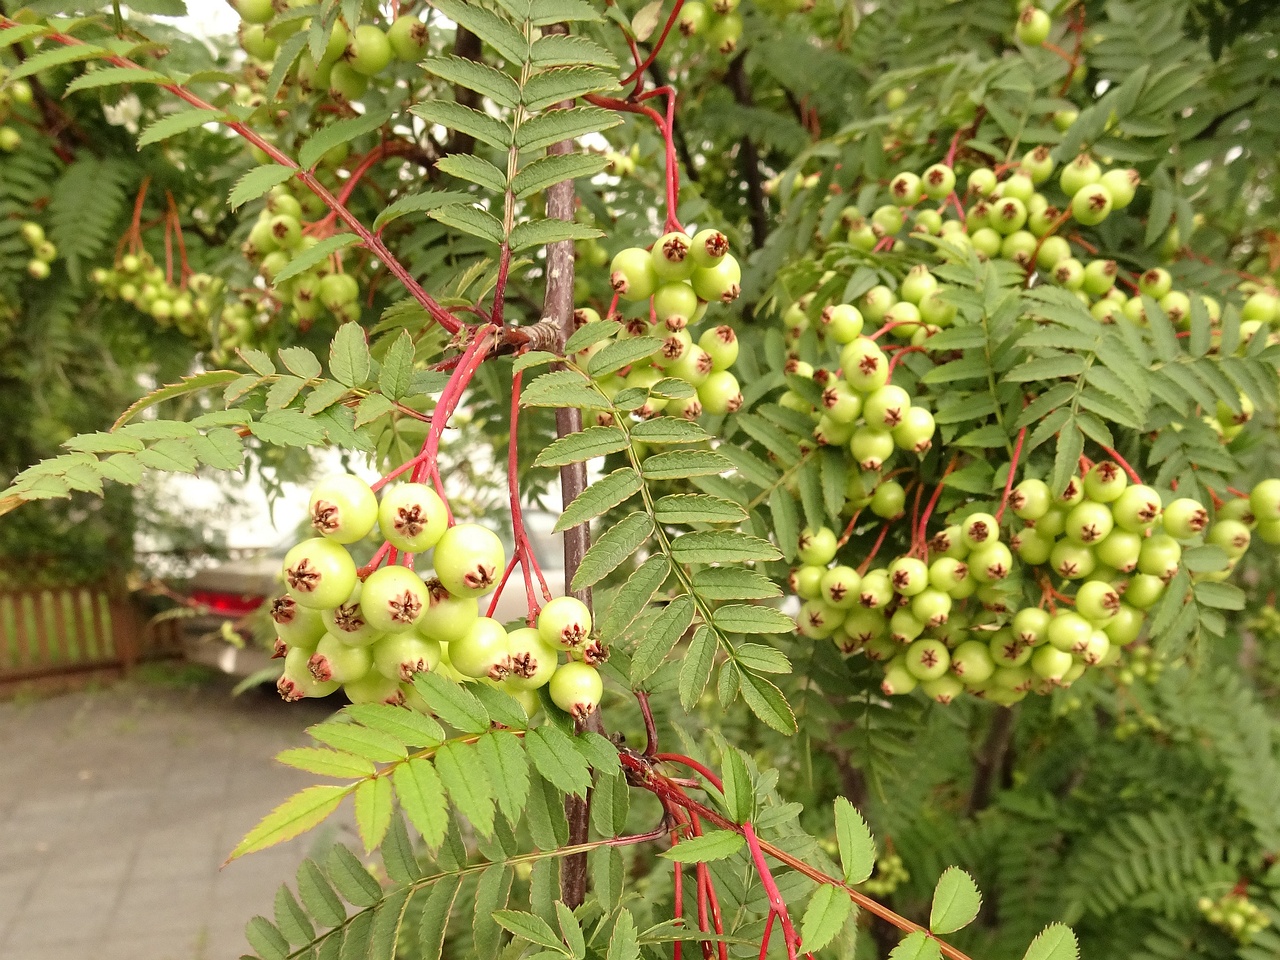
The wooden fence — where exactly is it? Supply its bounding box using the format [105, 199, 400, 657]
[0, 585, 183, 691]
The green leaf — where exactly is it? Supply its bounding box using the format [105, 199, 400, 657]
[889, 930, 942, 960]
[572, 512, 652, 590]
[929, 866, 982, 934]
[529, 33, 617, 68]
[436, 154, 507, 193]
[249, 410, 327, 448]
[326, 843, 382, 907]
[719, 745, 753, 822]
[276, 747, 376, 779]
[137, 107, 224, 147]
[679, 624, 717, 711]
[514, 351, 557, 373]
[642, 450, 733, 481]
[510, 218, 603, 253]
[833, 797, 875, 883]
[801, 885, 855, 953]
[354, 776, 394, 853]
[739, 671, 797, 733]
[692, 568, 782, 601]
[355, 393, 395, 427]
[64, 66, 167, 95]
[1194, 581, 1245, 610]
[308, 720, 407, 762]
[392, 759, 449, 851]
[522, 369, 607, 410]
[266, 375, 306, 411]
[227, 784, 351, 861]
[606, 909, 640, 960]
[630, 417, 710, 445]
[534, 426, 627, 467]
[494, 911, 568, 953]
[274, 234, 361, 285]
[111, 370, 241, 428]
[554, 468, 643, 532]
[330, 322, 372, 386]
[653, 494, 748, 525]
[587, 337, 663, 378]
[378, 330, 416, 401]
[418, 875, 463, 960]
[299, 109, 390, 169]
[669, 531, 782, 564]
[661, 829, 745, 863]
[296, 858, 345, 927]
[525, 725, 592, 797]
[523, 66, 618, 111]
[229, 165, 296, 209]
[8, 43, 107, 82]
[512, 153, 609, 199]
[430, 203, 505, 244]
[411, 100, 510, 151]
[470, 683, 531, 730]
[344, 703, 444, 747]
[436, 740, 496, 836]
[600, 555, 669, 637]
[1006, 353, 1087, 382]
[431, 0, 528, 62]
[631, 595, 695, 684]
[0, 24, 50, 48]
[380, 814, 421, 884]
[556, 901, 587, 960]
[713, 604, 794, 634]
[373, 189, 475, 230]
[273, 886, 315, 946]
[565, 320, 622, 354]
[245, 916, 290, 960]
[1022, 924, 1079, 960]
[277, 346, 322, 380]
[476, 731, 530, 825]
[516, 106, 622, 152]
[413, 673, 491, 733]
[424, 55, 521, 107]
[63, 432, 144, 454]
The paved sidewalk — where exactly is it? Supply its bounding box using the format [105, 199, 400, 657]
[0, 670, 357, 960]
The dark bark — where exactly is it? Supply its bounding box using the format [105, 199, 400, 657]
[538, 22, 596, 910]
[967, 706, 1015, 815]
[725, 53, 770, 249]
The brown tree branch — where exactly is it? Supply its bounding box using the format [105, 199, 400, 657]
[447, 27, 483, 156]
[536, 21, 597, 910]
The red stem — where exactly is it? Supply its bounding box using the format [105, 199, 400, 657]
[743, 823, 799, 960]
[994, 427, 1028, 522]
[656, 753, 724, 791]
[620, 0, 686, 91]
[855, 523, 891, 576]
[918, 454, 961, 549]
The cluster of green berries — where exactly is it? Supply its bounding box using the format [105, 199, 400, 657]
[791, 470, 1280, 705]
[861, 852, 909, 897]
[17, 222, 57, 281]
[1198, 892, 1271, 943]
[230, 0, 427, 105]
[273, 474, 605, 721]
[676, 0, 745, 55]
[92, 252, 221, 338]
[244, 186, 362, 327]
[0, 64, 32, 152]
[581, 227, 743, 421]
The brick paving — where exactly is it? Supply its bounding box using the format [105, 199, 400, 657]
[0, 671, 357, 959]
